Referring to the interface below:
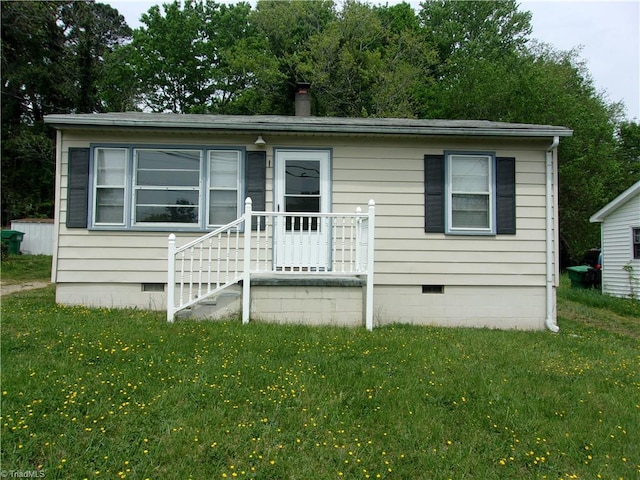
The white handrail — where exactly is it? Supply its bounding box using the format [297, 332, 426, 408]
[168, 198, 375, 326]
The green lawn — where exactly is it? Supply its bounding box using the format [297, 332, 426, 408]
[1, 254, 52, 285]
[1, 265, 638, 479]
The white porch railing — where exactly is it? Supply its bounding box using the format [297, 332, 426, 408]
[168, 198, 375, 329]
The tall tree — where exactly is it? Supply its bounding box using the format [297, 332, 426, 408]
[615, 121, 640, 178]
[419, 0, 532, 60]
[1, 1, 71, 125]
[369, 2, 436, 117]
[415, 0, 631, 262]
[1, 0, 130, 223]
[303, 0, 386, 116]
[417, 0, 532, 119]
[201, 1, 283, 114]
[2, 1, 68, 223]
[302, 1, 436, 117]
[251, 0, 336, 114]
[60, 1, 131, 113]
[106, 0, 280, 113]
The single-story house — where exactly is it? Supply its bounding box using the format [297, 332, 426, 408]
[44, 96, 572, 330]
[590, 180, 640, 300]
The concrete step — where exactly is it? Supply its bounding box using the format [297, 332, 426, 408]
[177, 287, 242, 320]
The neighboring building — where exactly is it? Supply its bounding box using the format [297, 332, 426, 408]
[590, 180, 640, 300]
[44, 102, 572, 330]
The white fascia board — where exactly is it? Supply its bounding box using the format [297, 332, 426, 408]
[590, 180, 640, 223]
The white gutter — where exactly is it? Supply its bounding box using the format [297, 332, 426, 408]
[545, 136, 560, 332]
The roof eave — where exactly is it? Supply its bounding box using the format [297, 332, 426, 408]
[43, 115, 573, 138]
[590, 180, 640, 222]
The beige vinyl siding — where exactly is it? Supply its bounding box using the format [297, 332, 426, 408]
[330, 137, 550, 288]
[600, 195, 640, 299]
[54, 130, 262, 285]
[54, 130, 554, 293]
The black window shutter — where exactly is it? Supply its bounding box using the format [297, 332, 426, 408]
[496, 156, 516, 235]
[424, 154, 445, 233]
[245, 151, 267, 230]
[66, 148, 90, 228]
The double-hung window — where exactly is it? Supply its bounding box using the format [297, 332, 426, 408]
[208, 150, 241, 226]
[425, 152, 515, 235]
[447, 153, 494, 234]
[633, 228, 640, 259]
[94, 148, 127, 226]
[90, 146, 243, 230]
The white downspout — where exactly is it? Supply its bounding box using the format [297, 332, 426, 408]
[545, 136, 560, 332]
[51, 130, 63, 284]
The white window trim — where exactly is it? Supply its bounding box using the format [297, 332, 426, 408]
[445, 151, 496, 235]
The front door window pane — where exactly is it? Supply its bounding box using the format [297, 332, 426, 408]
[285, 160, 320, 195]
[285, 160, 321, 231]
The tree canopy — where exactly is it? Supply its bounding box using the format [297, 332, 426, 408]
[2, 0, 638, 264]
[1, 0, 130, 223]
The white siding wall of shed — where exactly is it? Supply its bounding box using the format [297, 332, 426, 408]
[10, 219, 54, 255]
[600, 195, 640, 299]
[54, 130, 556, 328]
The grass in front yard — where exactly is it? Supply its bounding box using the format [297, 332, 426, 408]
[1, 286, 639, 479]
[558, 274, 640, 339]
[1, 255, 52, 284]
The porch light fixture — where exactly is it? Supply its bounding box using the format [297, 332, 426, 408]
[254, 135, 266, 146]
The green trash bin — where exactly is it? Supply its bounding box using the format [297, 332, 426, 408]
[566, 265, 589, 288]
[1, 230, 25, 255]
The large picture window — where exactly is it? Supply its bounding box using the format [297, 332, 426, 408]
[89, 146, 244, 230]
[133, 149, 201, 226]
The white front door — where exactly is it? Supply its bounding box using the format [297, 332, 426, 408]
[274, 149, 331, 270]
